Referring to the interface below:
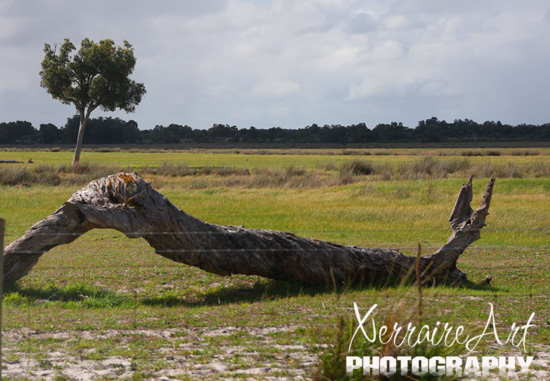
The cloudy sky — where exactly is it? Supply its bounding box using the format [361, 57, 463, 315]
[1, 0, 549, 130]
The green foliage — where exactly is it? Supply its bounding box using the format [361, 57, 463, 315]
[3, 116, 550, 144]
[39, 38, 146, 114]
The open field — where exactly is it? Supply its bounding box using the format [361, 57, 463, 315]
[1, 148, 549, 380]
[2, 147, 550, 168]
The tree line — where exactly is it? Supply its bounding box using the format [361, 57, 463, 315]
[1, 115, 550, 145]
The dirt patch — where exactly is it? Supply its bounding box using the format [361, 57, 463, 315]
[3, 326, 316, 380]
[3, 328, 549, 380]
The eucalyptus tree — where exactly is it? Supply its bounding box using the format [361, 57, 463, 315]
[39, 38, 146, 165]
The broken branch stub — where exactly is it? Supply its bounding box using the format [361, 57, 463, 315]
[2, 173, 495, 286]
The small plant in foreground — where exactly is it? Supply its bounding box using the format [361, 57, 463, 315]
[315, 248, 465, 381]
[314, 306, 465, 380]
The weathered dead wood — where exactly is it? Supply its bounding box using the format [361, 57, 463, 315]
[2, 173, 494, 286]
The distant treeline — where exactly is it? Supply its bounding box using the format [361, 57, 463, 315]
[1, 115, 550, 145]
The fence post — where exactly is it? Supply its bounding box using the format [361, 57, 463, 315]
[0, 218, 4, 380]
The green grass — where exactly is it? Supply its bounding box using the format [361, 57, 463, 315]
[2, 147, 550, 170]
[1, 148, 549, 379]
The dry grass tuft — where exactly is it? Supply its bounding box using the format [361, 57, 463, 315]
[340, 160, 376, 176]
[2, 156, 549, 188]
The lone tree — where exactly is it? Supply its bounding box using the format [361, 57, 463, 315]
[39, 38, 146, 165]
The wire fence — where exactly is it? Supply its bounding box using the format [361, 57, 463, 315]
[3, 227, 550, 236]
[2, 219, 550, 379]
[1, 223, 548, 287]
[1, 226, 548, 276]
[2, 228, 549, 254]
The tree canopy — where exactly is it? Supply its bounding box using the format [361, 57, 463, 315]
[39, 38, 146, 164]
[2, 117, 550, 146]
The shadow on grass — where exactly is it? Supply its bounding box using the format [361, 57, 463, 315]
[133, 277, 500, 308]
[4, 276, 500, 309]
[3, 283, 132, 308]
[140, 271, 433, 307]
[141, 280, 337, 307]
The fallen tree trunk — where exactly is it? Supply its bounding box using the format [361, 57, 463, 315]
[3, 173, 494, 286]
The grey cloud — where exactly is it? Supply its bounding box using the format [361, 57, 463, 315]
[346, 11, 376, 34]
[0, 0, 549, 130]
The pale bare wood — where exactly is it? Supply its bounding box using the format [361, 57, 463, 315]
[2, 173, 495, 286]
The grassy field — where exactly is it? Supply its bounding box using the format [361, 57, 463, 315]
[1, 148, 549, 380]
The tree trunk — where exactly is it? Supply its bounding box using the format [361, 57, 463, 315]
[2, 173, 495, 286]
[72, 111, 89, 166]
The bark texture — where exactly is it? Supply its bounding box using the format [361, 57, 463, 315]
[72, 111, 90, 165]
[3, 173, 495, 286]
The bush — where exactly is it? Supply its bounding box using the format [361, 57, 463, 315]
[0, 166, 32, 186]
[0, 165, 61, 186]
[155, 162, 193, 177]
[460, 150, 482, 157]
[340, 160, 376, 177]
[211, 167, 250, 177]
[510, 149, 540, 156]
[397, 157, 437, 179]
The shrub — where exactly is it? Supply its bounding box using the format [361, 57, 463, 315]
[284, 164, 307, 177]
[397, 157, 436, 179]
[340, 160, 376, 177]
[0, 165, 61, 186]
[438, 158, 471, 174]
[36, 172, 61, 186]
[0, 166, 32, 186]
[528, 162, 550, 177]
[460, 150, 483, 157]
[510, 149, 540, 156]
[319, 161, 338, 172]
[211, 167, 250, 176]
[153, 162, 193, 177]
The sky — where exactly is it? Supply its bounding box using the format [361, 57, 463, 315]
[1, 0, 549, 131]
